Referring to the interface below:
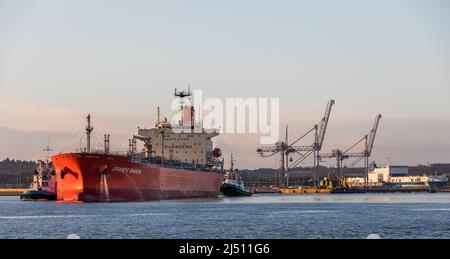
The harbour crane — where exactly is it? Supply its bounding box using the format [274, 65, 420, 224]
[257, 100, 335, 188]
[348, 114, 382, 169]
[320, 114, 382, 186]
[256, 125, 294, 188]
[288, 100, 335, 168]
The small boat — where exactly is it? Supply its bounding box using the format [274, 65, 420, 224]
[220, 154, 252, 197]
[20, 190, 56, 201]
[20, 160, 57, 201]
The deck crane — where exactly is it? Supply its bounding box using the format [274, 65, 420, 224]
[257, 100, 335, 188]
[133, 135, 153, 157]
[320, 114, 382, 186]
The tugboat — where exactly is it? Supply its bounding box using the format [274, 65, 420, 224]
[20, 159, 57, 201]
[220, 154, 252, 197]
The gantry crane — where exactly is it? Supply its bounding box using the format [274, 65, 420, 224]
[320, 114, 382, 186]
[257, 100, 335, 188]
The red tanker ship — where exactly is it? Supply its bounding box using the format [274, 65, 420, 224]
[51, 89, 224, 202]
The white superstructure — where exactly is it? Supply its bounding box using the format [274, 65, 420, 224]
[136, 89, 221, 167]
[345, 165, 448, 189]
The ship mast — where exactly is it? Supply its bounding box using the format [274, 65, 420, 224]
[104, 134, 110, 154]
[157, 106, 161, 126]
[230, 153, 234, 172]
[174, 86, 192, 127]
[43, 145, 53, 160]
[86, 114, 94, 153]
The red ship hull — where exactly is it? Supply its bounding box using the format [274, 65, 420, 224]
[51, 153, 223, 202]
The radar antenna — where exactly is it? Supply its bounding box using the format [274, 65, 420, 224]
[174, 87, 192, 99]
[174, 86, 193, 126]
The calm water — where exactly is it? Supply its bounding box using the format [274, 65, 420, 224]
[1, 193, 449, 239]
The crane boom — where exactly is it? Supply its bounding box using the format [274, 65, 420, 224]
[316, 100, 335, 150]
[366, 114, 382, 156]
[133, 135, 152, 143]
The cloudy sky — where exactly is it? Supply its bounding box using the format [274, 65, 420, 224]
[1, 0, 449, 169]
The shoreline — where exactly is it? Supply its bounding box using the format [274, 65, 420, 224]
[0, 189, 28, 196]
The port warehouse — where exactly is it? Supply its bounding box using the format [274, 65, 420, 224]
[1, 159, 449, 189]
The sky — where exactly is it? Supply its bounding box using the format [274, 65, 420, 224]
[0, 0, 449, 169]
